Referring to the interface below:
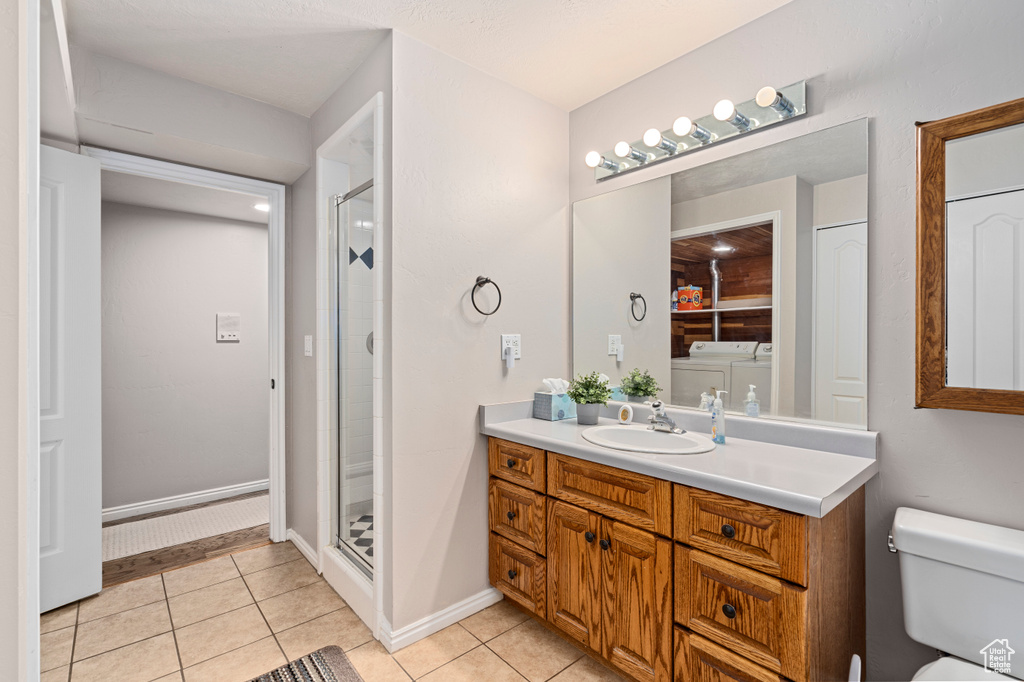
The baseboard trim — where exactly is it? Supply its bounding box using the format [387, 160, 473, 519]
[379, 587, 503, 653]
[287, 528, 320, 571]
[102, 479, 270, 522]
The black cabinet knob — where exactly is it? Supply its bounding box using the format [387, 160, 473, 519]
[722, 604, 737, 619]
[506, 458, 516, 468]
[585, 531, 596, 543]
[721, 524, 736, 539]
[600, 539, 611, 551]
[506, 510, 516, 521]
[508, 569, 517, 580]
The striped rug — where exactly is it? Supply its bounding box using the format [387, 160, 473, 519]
[249, 646, 362, 682]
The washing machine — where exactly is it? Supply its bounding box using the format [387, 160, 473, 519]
[731, 343, 773, 414]
[670, 341, 758, 410]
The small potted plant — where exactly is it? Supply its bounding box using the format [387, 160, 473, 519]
[620, 368, 662, 403]
[567, 371, 612, 425]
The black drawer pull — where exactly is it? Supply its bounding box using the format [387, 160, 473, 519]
[506, 458, 517, 468]
[721, 524, 736, 539]
[722, 604, 737, 619]
[508, 569, 517, 580]
[585, 531, 595, 543]
[506, 510, 516, 521]
[600, 539, 610, 551]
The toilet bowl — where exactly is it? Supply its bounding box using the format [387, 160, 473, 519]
[891, 507, 1024, 681]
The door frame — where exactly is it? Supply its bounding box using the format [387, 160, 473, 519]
[81, 146, 288, 542]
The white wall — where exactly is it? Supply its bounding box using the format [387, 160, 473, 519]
[573, 177, 671, 395]
[814, 174, 868, 226]
[101, 202, 268, 507]
[569, 1, 1024, 678]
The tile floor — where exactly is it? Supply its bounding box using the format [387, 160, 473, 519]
[41, 541, 626, 682]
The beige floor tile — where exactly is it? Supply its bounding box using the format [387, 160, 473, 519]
[41, 626, 75, 672]
[77, 575, 164, 622]
[69, 632, 180, 682]
[41, 666, 69, 682]
[486, 619, 584, 682]
[153, 673, 184, 682]
[275, 607, 373, 660]
[548, 655, 628, 681]
[257, 580, 346, 632]
[174, 603, 271, 667]
[182, 637, 286, 682]
[168, 577, 254, 628]
[391, 624, 480, 679]
[163, 555, 240, 597]
[458, 600, 529, 642]
[231, 540, 302, 575]
[73, 601, 172, 661]
[41, 603, 78, 634]
[242, 557, 319, 601]
[346, 640, 413, 682]
[420, 645, 525, 682]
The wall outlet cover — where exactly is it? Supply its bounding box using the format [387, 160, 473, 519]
[500, 334, 522, 359]
[608, 334, 622, 355]
[216, 313, 241, 342]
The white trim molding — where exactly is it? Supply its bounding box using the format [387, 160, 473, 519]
[101, 480, 270, 523]
[80, 146, 288, 542]
[287, 528, 320, 571]
[379, 588, 503, 653]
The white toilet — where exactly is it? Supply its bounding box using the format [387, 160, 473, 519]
[891, 507, 1024, 681]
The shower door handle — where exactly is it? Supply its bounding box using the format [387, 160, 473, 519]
[365, 332, 374, 355]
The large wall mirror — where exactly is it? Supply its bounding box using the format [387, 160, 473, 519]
[573, 118, 868, 428]
[917, 97, 1024, 414]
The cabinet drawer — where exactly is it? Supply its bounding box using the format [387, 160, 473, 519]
[489, 478, 546, 554]
[547, 453, 671, 536]
[676, 546, 807, 681]
[675, 485, 808, 586]
[489, 438, 546, 492]
[489, 533, 545, 617]
[675, 629, 785, 682]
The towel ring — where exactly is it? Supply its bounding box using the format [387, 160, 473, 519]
[630, 292, 646, 321]
[472, 276, 502, 316]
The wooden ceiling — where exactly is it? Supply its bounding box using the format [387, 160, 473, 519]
[671, 222, 773, 264]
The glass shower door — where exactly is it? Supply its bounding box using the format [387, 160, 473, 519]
[335, 181, 374, 572]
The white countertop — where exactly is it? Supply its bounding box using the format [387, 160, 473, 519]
[480, 402, 878, 518]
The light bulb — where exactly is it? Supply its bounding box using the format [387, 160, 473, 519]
[755, 86, 795, 116]
[614, 141, 651, 163]
[713, 99, 750, 131]
[672, 116, 712, 143]
[643, 128, 678, 154]
[254, 203, 270, 212]
[585, 151, 620, 172]
[712, 244, 734, 253]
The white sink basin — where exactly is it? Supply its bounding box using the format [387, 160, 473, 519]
[581, 424, 716, 455]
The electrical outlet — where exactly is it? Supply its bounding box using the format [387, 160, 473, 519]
[500, 334, 522, 360]
[608, 335, 622, 355]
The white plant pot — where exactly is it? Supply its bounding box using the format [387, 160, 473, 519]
[576, 403, 602, 425]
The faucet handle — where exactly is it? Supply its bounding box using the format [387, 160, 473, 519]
[650, 400, 665, 416]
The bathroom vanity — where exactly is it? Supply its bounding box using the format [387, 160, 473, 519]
[481, 402, 877, 682]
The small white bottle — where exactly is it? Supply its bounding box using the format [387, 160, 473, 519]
[744, 384, 760, 418]
[711, 389, 727, 444]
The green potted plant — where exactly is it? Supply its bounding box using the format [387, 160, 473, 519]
[567, 371, 612, 425]
[620, 368, 662, 403]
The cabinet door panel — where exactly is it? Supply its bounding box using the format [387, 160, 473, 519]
[547, 501, 602, 650]
[601, 519, 673, 682]
[489, 533, 546, 617]
[489, 477, 546, 554]
[675, 629, 786, 682]
[489, 438, 546, 491]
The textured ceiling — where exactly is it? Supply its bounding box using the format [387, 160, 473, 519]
[102, 171, 270, 225]
[65, 0, 793, 115]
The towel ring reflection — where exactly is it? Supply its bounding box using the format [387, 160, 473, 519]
[630, 292, 647, 322]
[472, 276, 502, 316]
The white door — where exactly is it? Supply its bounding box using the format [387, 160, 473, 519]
[946, 189, 1024, 389]
[39, 145, 102, 612]
[814, 222, 868, 425]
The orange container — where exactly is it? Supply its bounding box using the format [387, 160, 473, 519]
[678, 286, 703, 310]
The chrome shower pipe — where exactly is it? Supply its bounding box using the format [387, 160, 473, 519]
[710, 258, 722, 341]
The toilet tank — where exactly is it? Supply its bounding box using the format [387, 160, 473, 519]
[892, 508, 1024, 674]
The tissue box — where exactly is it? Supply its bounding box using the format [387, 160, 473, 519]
[533, 393, 577, 421]
[610, 386, 627, 402]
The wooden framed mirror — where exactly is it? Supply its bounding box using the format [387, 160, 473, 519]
[917, 96, 1024, 414]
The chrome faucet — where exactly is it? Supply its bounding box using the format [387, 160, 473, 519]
[647, 401, 684, 434]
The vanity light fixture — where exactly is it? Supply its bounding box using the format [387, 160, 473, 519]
[585, 151, 621, 171]
[614, 141, 652, 163]
[713, 99, 751, 131]
[756, 86, 795, 116]
[254, 203, 270, 212]
[643, 128, 678, 154]
[672, 116, 713, 144]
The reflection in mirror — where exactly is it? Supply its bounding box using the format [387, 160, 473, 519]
[573, 119, 868, 428]
[944, 122, 1024, 390]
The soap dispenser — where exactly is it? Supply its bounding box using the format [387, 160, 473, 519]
[711, 390, 727, 444]
[744, 385, 760, 418]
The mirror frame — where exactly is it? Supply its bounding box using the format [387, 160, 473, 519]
[916, 96, 1024, 414]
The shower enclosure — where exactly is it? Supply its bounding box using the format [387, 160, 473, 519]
[333, 179, 375, 575]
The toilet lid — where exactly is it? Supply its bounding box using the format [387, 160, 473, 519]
[913, 656, 1019, 681]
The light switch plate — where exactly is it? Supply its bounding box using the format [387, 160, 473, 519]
[500, 334, 522, 359]
[217, 313, 241, 342]
[304, 335, 313, 357]
[608, 335, 622, 355]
